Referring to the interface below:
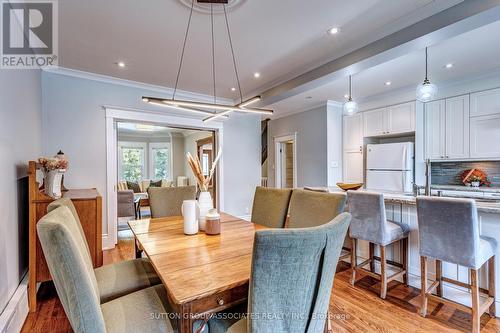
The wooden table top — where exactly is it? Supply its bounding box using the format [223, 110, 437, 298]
[128, 213, 266, 305]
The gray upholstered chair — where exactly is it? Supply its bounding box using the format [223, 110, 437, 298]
[417, 197, 496, 333]
[347, 191, 409, 299]
[148, 186, 197, 218]
[208, 212, 351, 333]
[288, 189, 346, 228]
[47, 198, 161, 303]
[250, 186, 292, 228]
[117, 190, 136, 219]
[37, 206, 176, 333]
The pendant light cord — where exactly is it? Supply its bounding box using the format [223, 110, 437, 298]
[349, 75, 352, 100]
[173, 0, 195, 100]
[223, 4, 243, 104]
[211, 4, 216, 104]
[425, 47, 428, 81]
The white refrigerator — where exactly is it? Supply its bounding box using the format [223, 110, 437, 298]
[366, 142, 414, 193]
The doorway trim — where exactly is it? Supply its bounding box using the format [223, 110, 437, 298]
[274, 132, 297, 188]
[104, 106, 224, 249]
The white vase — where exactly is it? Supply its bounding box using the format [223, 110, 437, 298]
[181, 200, 199, 235]
[45, 169, 65, 199]
[198, 191, 213, 231]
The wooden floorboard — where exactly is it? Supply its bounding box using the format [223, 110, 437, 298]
[21, 230, 500, 332]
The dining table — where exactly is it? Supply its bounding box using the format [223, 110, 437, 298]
[128, 212, 266, 333]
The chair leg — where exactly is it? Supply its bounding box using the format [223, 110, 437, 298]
[380, 245, 387, 299]
[401, 238, 408, 286]
[369, 242, 375, 272]
[350, 238, 357, 285]
[135, 240, 142, 259]
[489, 256, 496, 318]
[436, 259, 443, 297]
[420, 256, 428, 317]
[471, 268, 481, 333]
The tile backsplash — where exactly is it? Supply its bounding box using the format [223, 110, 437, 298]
[431, 161, 500, 187]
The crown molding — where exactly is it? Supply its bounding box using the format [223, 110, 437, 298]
[42, 66, 234, 105]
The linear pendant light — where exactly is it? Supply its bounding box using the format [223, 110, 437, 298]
[416, 47, 438, 102]
[343, 75, 358, 114]
[142, 0, 273, 121]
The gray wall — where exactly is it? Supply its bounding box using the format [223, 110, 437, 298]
[0, 70, 42, 314]
[267, 106, 328, 188]
[41, 72, 260, 235]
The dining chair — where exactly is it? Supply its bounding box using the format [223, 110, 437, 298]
[250, 186, 292, 228]
[208, 212, 352, 333]
[37, 206, 179, 333]
[417, 197, 496, 333]
[47, 198, 161, 303]
[288, 189, 346, 228]
[148, 185, 197, 218]
[347, 191, 409, 299]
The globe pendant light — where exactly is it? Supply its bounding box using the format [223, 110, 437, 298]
[343, 75, 358, 114]
[416, 47, 438, 102]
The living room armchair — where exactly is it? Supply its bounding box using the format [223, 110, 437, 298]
[117, 190, 135, 219]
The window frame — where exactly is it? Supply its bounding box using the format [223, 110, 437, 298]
[118, 141, 147, 182]
[149, 142, 173, 181]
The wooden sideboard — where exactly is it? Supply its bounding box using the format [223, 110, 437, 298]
[28, 161, 103, 312]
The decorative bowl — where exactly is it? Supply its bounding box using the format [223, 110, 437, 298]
[336, 182, 363, 191]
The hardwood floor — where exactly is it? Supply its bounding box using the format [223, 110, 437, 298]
[21, 231, 500, 332]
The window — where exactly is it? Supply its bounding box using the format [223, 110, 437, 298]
[118, 142, 146, 182]
[149, 142, 172, 180]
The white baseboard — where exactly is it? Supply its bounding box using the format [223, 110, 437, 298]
[0, 274, 29, 333]
[102, 234, 114, 250]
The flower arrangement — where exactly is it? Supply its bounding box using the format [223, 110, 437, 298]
[461, 168, 490, 187]
[38, 157, 69, 171]
[186, 148, 221, 192]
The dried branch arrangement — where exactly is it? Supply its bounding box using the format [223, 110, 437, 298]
[186, 147, 222, 192]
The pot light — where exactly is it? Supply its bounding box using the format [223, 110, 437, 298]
[445, 63, 453, 69]
[117, 61, 126, 68]
[328, 27, 339, 35]
[385, 81, 392, 86]
[344, 94, 349, 99]
[231, 87, 236, 91]
[254, 72, 261, 78]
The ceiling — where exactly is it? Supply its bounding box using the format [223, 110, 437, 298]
[266, 19, 500, 116]
[58, 0, 463, 101]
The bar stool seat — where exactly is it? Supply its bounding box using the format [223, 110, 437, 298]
[348, 191, 409, 299]
[417, 196, 496, 333]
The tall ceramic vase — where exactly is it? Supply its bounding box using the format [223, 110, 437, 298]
[198, 191, 213, 231]
[45, 169, 65, 199]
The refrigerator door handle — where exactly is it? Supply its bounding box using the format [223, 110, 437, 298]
[402, 146, 407, 170]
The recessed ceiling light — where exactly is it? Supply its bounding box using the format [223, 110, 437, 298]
[445, 63, 453, 69]
[117, 61, 126, 68]
[254, 72, 261, 78]
[328, 27, 339, 35]
[385, 81, 392, 86]
[231, 87, 236, 91]
[344, 94, 349, 99]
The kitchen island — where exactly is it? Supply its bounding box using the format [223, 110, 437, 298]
[326, 187, 500, 315]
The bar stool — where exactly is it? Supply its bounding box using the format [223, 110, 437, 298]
[347, 191, 409, 299]
[417, 197, 496, 333]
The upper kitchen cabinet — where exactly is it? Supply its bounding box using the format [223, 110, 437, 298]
[470, 113, 500, 158]
[470, 87, 500, 117]
[343, 113, 363, 151]
[363, 102, 415, 137]
[424, 94, 469, 160]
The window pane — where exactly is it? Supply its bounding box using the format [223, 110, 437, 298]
[121, 147, 144, 182]
[202, 153, 209, 176]
[153, 148, 169, 179]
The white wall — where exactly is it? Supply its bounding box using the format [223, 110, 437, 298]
[0, 70, 42, 314]
[267, 106, 328, 188]
[41, 71, 261, 235]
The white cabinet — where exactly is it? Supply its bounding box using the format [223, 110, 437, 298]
[470, 87, 500, 117]
[343, 113, 363, 151]
[470, 113, 500, 158]
[343, 114, 364, 183]
[425, 95, 469, 160]
[364, 102, 415, 137]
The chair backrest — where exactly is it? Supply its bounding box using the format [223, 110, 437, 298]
[251, 186, 292, 228]
[117, 190, 135, 218]
[347, 191, 390, 245]
[248, 212, 351, 333]
[417, 196, 480, 268]
[37, 206, 105, 333]
[288, 189, 346, 228]
[47, 198, 92, 264]
[148, 186, 196, 218]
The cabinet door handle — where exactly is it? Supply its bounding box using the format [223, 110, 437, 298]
[359, 146, 363, 152]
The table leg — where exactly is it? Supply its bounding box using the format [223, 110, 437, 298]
[179, 304, 193, 333]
